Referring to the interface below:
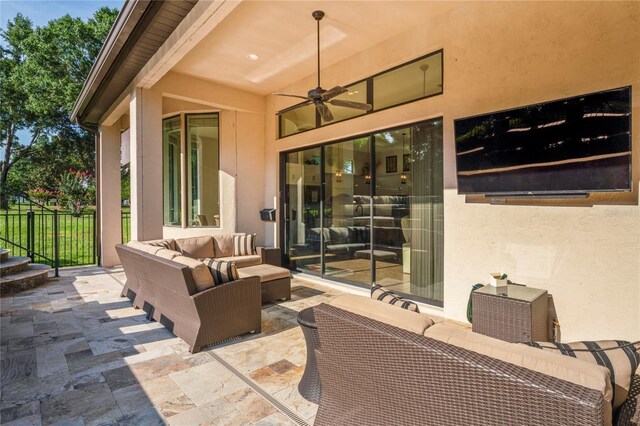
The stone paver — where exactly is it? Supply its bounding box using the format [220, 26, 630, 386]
[0, 266, 350, 425]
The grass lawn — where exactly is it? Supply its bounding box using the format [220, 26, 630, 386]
[1, 204, 131, 267]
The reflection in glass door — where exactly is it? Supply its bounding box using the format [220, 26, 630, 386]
[281, 118, 443, 305]
[283, 148, 322, 275]
[323, 137, 371, 285]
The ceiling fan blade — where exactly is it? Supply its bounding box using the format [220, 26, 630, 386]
[273, 93, 310, 100]
[328, 99, 373, 111]
[277, 99, 312, 115]
[321, 86, 348, 101]
[316, 103, 334, 122]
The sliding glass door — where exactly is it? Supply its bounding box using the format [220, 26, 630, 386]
[282, 118, 443, 305]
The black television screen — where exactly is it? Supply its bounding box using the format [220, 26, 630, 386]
[454, 87, 632, 195]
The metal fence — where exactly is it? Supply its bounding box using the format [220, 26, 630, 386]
[0, 193, 138, 271]
[1, 200, 98, 276]
[121, 211, 131, 244]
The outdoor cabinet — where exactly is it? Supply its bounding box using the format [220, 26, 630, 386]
[472, 285, 549, 343]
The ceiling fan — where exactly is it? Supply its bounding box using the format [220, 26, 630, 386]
[275, 10, 372, 122]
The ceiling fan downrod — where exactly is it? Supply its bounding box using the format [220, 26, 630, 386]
[312, 10, 324, 90]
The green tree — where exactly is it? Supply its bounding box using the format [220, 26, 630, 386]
[0, 8, 118, 208]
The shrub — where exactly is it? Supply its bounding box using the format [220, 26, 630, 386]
[26, 187, 55, 205]
[57, 169, 95, 216]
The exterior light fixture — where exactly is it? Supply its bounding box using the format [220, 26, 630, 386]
[365, 174, 371, 184]
[400, 172, 407, 184]
[335, 170, 343, 182]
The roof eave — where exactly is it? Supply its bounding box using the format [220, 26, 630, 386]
[71, 0, 151, 125]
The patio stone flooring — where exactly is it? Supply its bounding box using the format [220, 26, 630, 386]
[0, 266, 350, 426]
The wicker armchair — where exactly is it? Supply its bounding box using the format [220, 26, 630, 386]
[116, 244, 261, 353]
[313, 303, 607, 426]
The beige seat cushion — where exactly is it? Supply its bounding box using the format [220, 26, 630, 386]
[425, 323, 614, 424]
[156, 249, 181, 260]
[127, 240, 162, 255]
[238, 264, 290, 282]
[217, 255, 262, 268]
[175, 236, 215, 259]
[172, 255, 214, 292]
[213, 235, 234, 258]
[330, 295, 434, 335]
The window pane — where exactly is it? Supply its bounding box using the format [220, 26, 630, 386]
[283, 148, 322, 274]
[407, 119, 444, 304]
[163, 116, 181, 226]
[373, 51, 443, 110]
[323, 137, 372, 285]
[187, 113, 219, 227]
[320, 81, 368, 126]
[280, 103, 316, 137]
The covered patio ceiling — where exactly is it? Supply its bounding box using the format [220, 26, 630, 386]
[171, 1, 452, 96]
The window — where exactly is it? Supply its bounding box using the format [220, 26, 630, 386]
[163, 116, 181, 226]
[187, 114, 220, 227]
[162, 113, 220, 228]
[278, 50, 443, 138]
[373, 53, 443, 110]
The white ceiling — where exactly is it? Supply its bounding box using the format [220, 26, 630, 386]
[172, 1, 449, 95]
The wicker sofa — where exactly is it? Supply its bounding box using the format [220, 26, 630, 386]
[116, 234, 291, 352]
[311, 295, 634, 426]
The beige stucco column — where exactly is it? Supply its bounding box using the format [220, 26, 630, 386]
[97, 124, 122, 267]
[129, 86, 163, 241]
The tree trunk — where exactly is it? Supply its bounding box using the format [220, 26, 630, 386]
[1, 128, 13, 210]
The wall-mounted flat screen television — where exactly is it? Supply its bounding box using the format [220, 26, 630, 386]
[454, 86, 632, 196]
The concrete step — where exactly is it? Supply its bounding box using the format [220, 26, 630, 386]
[0, 256, 31, 276]
[0, 264, 51, 296]
[0, 249, 9, 262]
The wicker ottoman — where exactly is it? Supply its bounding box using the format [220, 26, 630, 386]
[238, 264, 291, 304]
[297, 307, 321, 403]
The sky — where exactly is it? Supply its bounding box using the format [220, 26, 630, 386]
[1, 0, 124, 155]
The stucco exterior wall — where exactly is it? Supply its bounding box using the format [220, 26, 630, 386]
[145, 73, 267, 244]
[263, 1, 640, 341]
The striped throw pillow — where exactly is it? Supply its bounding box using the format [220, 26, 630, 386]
[202, 258, 239, 286]
[145, 239, 172, 249]
[233, 233, 256, 256]
[522, 340, 640, 410]
[371, 284, 420, 313]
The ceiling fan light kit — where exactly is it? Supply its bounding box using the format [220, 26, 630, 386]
[275, 10, 373, 123]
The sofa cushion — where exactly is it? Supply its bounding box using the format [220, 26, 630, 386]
[172, 255, 214, 292]
[348, 226, 369, 243]
[371, 284, 420, 313]
[330, 295, 433, 335]
[175, 236, 215, 259]
[233, 233, 256, 256]
[424, 323, 614, 422]
[216, 255, 262, 268]
[522, 340, 640, 410]
[237, 264, 290, 283]
[308, 228, 330, 243]
[329, 227, 349, 244]
[126, 240, 162, 255]
[213, 234, 234, 258]
[143, 238, 176, 251]
[202, 258, 239, 285]
[155, 249, 181, 260]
